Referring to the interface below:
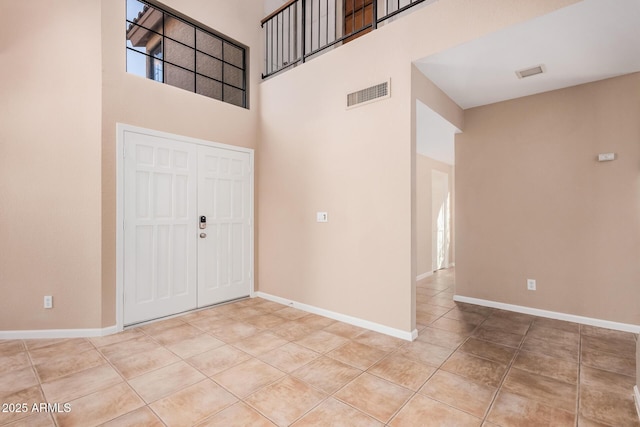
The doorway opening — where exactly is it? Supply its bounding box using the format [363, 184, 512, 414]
[415, 100, 459, 280]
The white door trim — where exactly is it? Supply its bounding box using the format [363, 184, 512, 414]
[116, 123, 254, 332]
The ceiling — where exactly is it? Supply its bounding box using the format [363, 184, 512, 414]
[414, 0, 640, 109]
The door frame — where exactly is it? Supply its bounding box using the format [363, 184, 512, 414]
[115, 123, 255, 332]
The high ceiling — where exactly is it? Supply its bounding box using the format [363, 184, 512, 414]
[414, 0, 640, 109]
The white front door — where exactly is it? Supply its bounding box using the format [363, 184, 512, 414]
[197, 146, 252, 306]
[123, 130, 252, 326]
[123, 133, 198, 325]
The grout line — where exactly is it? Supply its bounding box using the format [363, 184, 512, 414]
[187, 305, 358, 425]
[390, 281, 501, 424]
[21, 340, 59, 427]
[406, 316, 489, 422]
[480, 317, 533, 424]
[575, 324, 583, 427]
[93, 338, 148, 426]
[382, 390, 416, 425]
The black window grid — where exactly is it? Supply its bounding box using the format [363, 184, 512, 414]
[126, 0, 247, 108]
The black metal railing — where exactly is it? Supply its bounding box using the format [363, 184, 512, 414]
[262, 0, 427, 78]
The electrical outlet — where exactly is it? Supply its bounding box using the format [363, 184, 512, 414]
[527, 279, 536, 291]
[44, 296, 53, 309]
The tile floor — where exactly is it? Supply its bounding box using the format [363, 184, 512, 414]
[0, 269, 638, 426]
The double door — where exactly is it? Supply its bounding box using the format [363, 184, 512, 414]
[123, 131, 252, 325]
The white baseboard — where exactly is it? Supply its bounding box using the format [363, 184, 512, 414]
[416, 271, 433, 281]
[634, 386, 640, 422]
[453, 295, 640, 334]
[0, 325, 118, 340]
[255, 292, 417, 341]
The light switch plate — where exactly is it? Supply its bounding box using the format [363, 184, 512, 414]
[316, 212, 328, 222]
[597, 153, 616, 162]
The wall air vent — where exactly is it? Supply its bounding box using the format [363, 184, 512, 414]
[515, 64, 546, 79]
[347, 80, 390, 109]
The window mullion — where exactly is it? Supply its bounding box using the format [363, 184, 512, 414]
[162, 11, 166, 83]
[125, 0, 246, 108]
[193, 25, 197, 93]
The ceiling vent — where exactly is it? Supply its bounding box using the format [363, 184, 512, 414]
[347, 80, 390, 109]
[515, 64, 546, 79]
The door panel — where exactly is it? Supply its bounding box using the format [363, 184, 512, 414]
[197, 145, 251, 306]
[124, 132, 198, 325]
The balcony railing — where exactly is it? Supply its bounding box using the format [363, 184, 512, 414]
[262, 0, 428, 78]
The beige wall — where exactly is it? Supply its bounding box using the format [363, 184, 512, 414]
[258, 0, 578, 334]
[416, 155, 454, 277]
[411, 65, 464, 132]
[259, 37, 414, 332]
[100, 0, 262, 327]
[0, 0, 261, 331]
[456, 73, 640, 325]
[0, 1, 103, 330]
[0, 0, 579, 333]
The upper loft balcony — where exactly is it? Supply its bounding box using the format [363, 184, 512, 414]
[262, 0, 432, 78]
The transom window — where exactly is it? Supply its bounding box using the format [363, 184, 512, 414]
[126, 0, 247, 108]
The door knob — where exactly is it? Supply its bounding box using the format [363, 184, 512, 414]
[200, 233, 207, 238]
